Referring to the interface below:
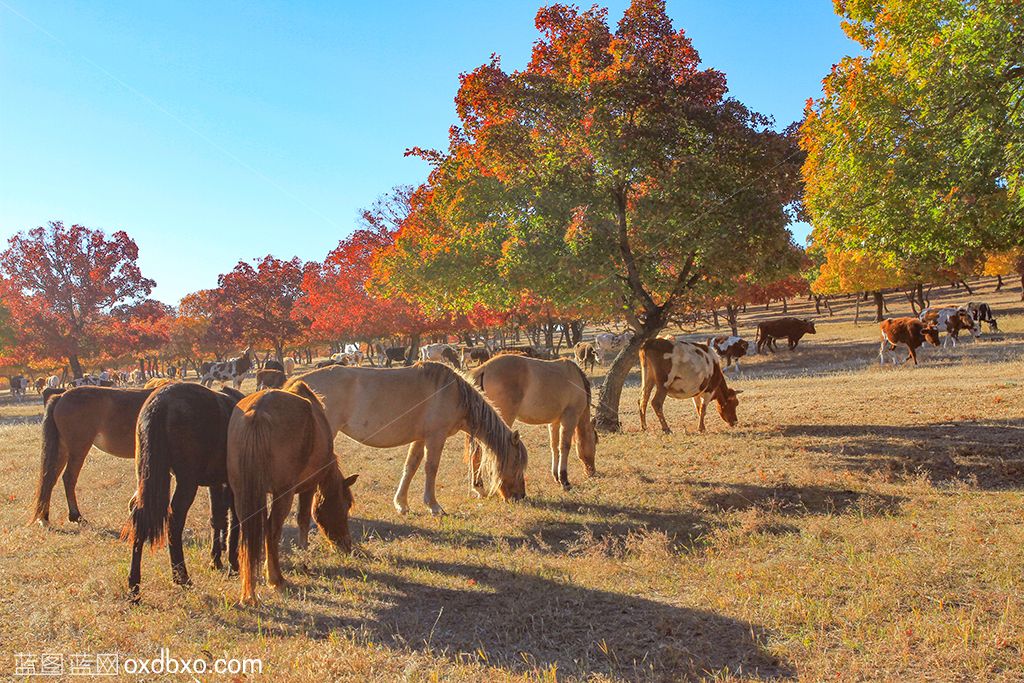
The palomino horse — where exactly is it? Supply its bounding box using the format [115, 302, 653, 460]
[470, 355, 596, 491]
[227, 381, 358, 605]
[124, 383, 245, 596]
[32, 386, 154, 525]
[639, 338, 741, 433]
[285, 362, 527, 515]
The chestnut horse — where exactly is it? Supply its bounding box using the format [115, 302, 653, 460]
[469, 355, 596, 491]
[228, 381, 358, 604]
[124, 383, 245, 597]
[32, 386, 154, 525]
[285, 362, 528, 515]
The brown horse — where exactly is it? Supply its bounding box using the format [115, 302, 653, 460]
[228, 381, 357, 605]
[124, 383, 245, 597]
[285, 362, 527, 515]
[470, 355, 596, 491]
[32, 386, 154, 525]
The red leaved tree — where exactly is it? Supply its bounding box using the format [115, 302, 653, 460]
[0, 221, 155, 377]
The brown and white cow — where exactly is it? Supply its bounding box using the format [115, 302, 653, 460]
[919, 307, 979, 348]
[879, 317, 941, 366]
[755, 317, 816, 353]
[639, 338, 742, 433]
[708, 335, 749, 373]
[573, 341, 598, 373]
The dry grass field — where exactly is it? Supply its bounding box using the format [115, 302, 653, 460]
[1, 278, 1023, 681]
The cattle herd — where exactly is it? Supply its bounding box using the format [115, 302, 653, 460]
[9, 298, 1003, 603]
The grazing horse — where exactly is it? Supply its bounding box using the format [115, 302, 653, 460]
[228, 382, 358, 604]
[200, 347, 253, 389]
[639, 338, 742, 433]
[124, 383, 245, 596]
[285, 363, 528, 514]
[470, 355, 596, 491]
[31, 386, 154, 525]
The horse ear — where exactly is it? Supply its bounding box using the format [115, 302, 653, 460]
[344, 474, 359, 487]
[733, 389, 744, 395]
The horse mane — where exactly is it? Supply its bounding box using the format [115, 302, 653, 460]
[566, 359, 591, 407]
[421, 362, 525, 493]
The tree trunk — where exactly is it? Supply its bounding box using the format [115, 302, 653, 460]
[995, 274, 1003, 291]
[960, 279, 974, 295]
[873, 290, 885, 322]
[274, 342, 284, 364]
[408, 332, 421, 364]
[711, 308, 720, 329]
[915, 283, 925, 310]
[725, 303, 739, 337]
[854, 297, 861, 324]
[813, 295, 821, 315]
[68, 354, 84, 379]
[782, 297, 788, 313]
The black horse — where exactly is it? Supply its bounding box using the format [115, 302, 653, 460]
[124, 383, 245, 598]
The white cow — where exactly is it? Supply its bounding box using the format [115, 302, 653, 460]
[420, 343, 461, 368]
[594, 331, 633, 363]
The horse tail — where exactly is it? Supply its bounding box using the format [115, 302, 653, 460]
[234, 407, 272, 602]
[31, 393, 64, 524]
[123, 397, 170, 547]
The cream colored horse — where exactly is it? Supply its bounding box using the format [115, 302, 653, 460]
[286, 362, 527, 514]
[470, 355, 596, 491]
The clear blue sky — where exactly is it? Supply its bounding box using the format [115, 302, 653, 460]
[0, 1, 857, 304]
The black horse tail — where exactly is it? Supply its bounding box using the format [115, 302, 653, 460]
[122, 398, 171, 547]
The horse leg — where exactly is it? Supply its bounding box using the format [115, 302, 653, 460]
[394, 441, 425, 514]
[296, 489, 313, 549]
[128, 533, 146, 601]
[266, 492, 294, 589]
[227, 487, 239, 574]
[168, 481, 198, 586]
[62, 443, 91, 523]
[209, 484, 228, 570]
[558, 419, 573, 491]
[548, 423, 560, 485]
[422, 435, 447, 516]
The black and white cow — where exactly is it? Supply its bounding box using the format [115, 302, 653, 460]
[967, 301, 999, 332]
[200, 347, 253, 389]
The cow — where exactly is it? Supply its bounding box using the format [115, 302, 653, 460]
[639, 338, 741, 433]
[419, 343, 462, 369]
[879, 317, 941, 366]
[283, 358, 296, 376]
[8, 375, 27, 399]
[755, 317, 816, 354]
[256, 368, 287, 389]
[461, 346, 492, 367]
[573, 341, 598, 373]
[34, 377, 46, 393]
[967, 301, 999, 332]
[200, 346, 253, 389]
[594, 332, 633, 362]
[708, 335, 749, 373]
[920, 307, 979, 348]
[46, 375, 60, 390]
[384, 346, 411, 367]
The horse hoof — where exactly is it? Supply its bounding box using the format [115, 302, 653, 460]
[428, 504, 446, 516]
[394, 503, 409, 515]
[561, 482, 572, 492]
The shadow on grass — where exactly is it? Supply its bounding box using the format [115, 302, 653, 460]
[782, 420, 1024, 488]
[229, 554, 793, 681]
[682, 480, 905, 516]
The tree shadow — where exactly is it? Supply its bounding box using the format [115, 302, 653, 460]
[782, 420, 1024, 488]
[229, 553, 793, 681]
[681, 480, 905, 517]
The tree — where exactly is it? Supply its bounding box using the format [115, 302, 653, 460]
[214, 256, 307, 362]
[0, 221, 155, 377]
[801, 0, 1024, 292]
[377, 0, 802, 430]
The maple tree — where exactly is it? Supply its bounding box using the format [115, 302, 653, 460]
[0, 221, 156, 377]
[376, 0, 803, 430]
[212, 255, 308, 362]
[801, 0, 1024, 296]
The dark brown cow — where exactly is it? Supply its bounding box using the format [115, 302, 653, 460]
[256, 368, 287, 389]
[879, 317, 941, 366]
[755, 317, 816, 353]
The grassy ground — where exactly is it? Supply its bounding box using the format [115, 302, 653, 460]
[1, 279, 1023, 681]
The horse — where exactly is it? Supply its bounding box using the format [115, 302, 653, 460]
[200, 346, 253, 389]
[470, 355, 596, 491]
[284, 362, 527, 514]
[124, 383, 245, 597]
[31, 386, 154, 525]
[228, 381, 358, 605]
